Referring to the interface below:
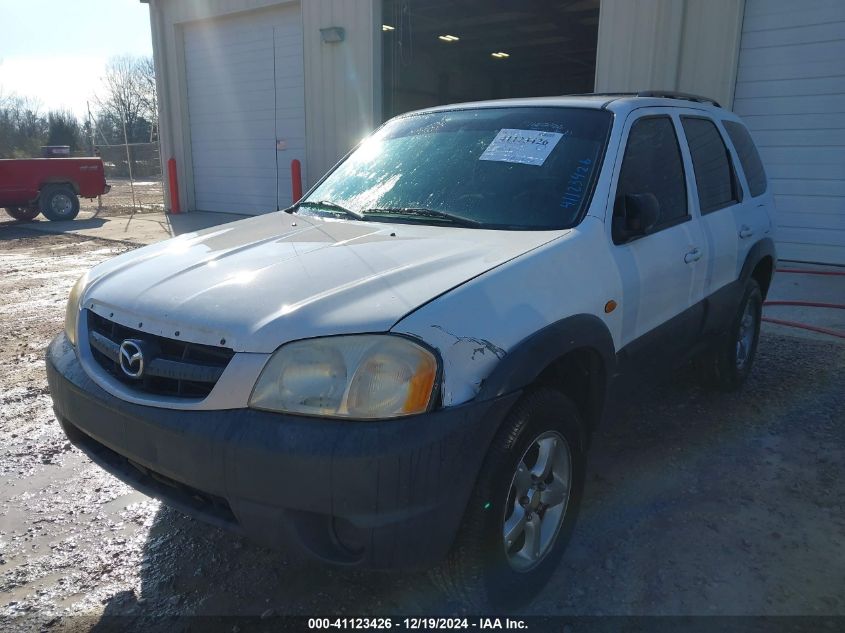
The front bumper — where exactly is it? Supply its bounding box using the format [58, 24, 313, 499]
[46, 333, 518, 569]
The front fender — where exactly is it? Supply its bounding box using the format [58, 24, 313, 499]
[475, 313, 616, 401]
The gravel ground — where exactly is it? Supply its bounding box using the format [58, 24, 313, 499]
[0, 227, 843, 632]
[80, 178, 165, 215]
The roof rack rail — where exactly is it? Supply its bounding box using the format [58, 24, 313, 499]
[572, 91, 721, 108]
[635, 90, 721, 108]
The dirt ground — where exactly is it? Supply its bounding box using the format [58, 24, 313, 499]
[0, 227, 843, 632]
[80, 178, 165, 216]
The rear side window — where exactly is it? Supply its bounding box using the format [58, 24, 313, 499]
[681, 117, 740, 214]
[616, 116, 688, 229]
[723, 120, 767, 197]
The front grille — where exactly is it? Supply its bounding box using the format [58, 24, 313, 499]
[86, 310, 235, 399]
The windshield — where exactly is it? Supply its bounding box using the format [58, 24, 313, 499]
[300, 107, 612, 230]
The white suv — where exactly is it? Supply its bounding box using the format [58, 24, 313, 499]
[47, 92, 776, 608]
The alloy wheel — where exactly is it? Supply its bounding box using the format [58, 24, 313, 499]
[503, 430, 572, 572]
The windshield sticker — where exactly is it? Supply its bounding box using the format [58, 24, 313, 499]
[560, 158, 594, 209]
[479, 129, 564, 166]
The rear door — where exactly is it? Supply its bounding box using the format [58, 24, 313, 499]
[678, 114, 745, 299]
[607, 110, 707, 371]
[722, 118, 775, 262]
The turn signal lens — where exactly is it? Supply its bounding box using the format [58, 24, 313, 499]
[65, 273, 88, 347]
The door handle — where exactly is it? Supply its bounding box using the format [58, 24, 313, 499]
[739, 225, 754, 239]
[684, 247, 702, 264]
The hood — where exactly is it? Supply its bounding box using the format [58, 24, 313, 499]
[84, 213, 563, 352]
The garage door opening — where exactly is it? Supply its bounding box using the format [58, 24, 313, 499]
[381, 0, 600, 119]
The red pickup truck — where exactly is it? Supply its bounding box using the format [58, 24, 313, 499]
[0, 158, 111, 222]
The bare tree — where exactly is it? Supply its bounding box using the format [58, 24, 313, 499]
[93, 55, 157, 144]
[138, 56, 158, 141]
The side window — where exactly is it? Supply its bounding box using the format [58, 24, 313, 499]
[614, 116, 688, 242]
[723, 120, 767, 197]
[682, 117, 741, 214]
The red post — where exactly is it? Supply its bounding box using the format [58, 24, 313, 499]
[167, 157, 181, 214]
[291, 159, 303, 204]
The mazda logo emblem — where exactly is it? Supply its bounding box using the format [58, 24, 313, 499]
[119, 339, 145, 379]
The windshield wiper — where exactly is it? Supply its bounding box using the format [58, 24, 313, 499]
[363, 207, 481, 228]
[295, 200, 365, 220]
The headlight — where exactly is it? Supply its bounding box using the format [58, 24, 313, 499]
[65, 273, 88, 347]
[250, 335, 438, 419]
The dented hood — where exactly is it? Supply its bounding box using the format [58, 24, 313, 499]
[83, 213, 562, 353]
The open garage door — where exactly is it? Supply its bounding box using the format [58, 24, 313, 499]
[183, 4, 305, 214]
[381, 0, 600, 119]
[733, 0, 845, 265]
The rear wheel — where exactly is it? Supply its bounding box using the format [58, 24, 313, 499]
[430, 388, 586, 610]
[39, 185, 80, 221]
[4, 206, 40, 221]
[699, 278, 762, 391]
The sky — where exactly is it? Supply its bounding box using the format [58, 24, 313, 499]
[0, 0, 153, 118]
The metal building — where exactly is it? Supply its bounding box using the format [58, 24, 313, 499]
[145, 0, 845, 264]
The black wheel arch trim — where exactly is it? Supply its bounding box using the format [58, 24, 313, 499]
[475, 313, 616, 405]
[739, 237, 777, 291]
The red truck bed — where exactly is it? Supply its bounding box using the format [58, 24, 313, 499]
[1, 157, 110, 222]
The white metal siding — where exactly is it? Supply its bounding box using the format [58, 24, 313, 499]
[183, 4, 305, 213]
[301, 0, 379, 186]
[734, 0, 845, 264]
[594, 0, 744, 109]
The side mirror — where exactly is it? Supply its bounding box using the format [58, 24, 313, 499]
[613, 193, 660, 242]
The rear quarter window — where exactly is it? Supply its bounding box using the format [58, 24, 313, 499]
[723, 120, 768, 197]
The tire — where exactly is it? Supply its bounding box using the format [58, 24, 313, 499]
[699, 278, 763, 391]
[39, 185, 80, 221]
[430, 388, 586, 610]
[4, 206, 40, 221]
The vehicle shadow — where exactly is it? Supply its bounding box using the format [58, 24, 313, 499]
[92, 332, 845, 628]
[0, 218, 108, 240]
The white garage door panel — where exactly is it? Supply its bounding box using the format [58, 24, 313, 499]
[779, 212, 845, 231]
[734, 77, 845, 100]
[734, 94, 845, 116]
[779, 227, 845, 247]
[740, 22, 845, 48]
[734, 0, 845, 264]
[771, 180, 845, 198]
[766, 164, 844, 181]
[184, 3, 305, 214]
[752, 129, 845, 147]
[740, 113, 845, 131]
[736, 59, 845, 83]
[776, 195, 843, 215]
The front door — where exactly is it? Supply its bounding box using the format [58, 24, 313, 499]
[606, 112, 707, 374]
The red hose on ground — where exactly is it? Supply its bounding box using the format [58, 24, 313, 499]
[776, 268, 845, 276]
[762, 317, 845, 340]
[764, 301, 845, 310]
[763, 269, 845, 338]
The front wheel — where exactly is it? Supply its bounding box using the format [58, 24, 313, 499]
[4, 206, 40, 221]
[39, 185, 80, 221]
[430, 388, 586, 610]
